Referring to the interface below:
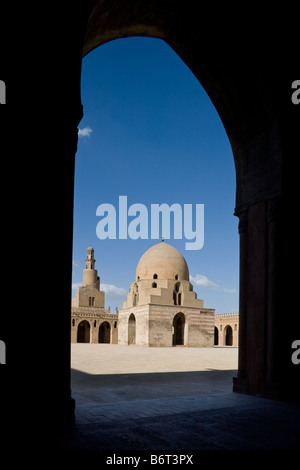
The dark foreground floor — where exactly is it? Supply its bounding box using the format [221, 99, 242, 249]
[56, 368, 300, 451]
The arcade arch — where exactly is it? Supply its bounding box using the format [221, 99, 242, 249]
[77, 320, 90, 343]
[46, 3, 296, 432]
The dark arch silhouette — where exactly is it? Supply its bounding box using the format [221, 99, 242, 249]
[77, 320, 90, 343]
[214, 327, 219, 346]
[224, 325, 233, 346]
[99, 321, 111, 343]
[173, 312, 185, 346]
[17, 3, 298, 435]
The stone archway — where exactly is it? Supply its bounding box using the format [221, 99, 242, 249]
[173, 312, 185, 346]
[77, 3, 287, 399]
[28, 3, 298, 435]
[224, 325, 233, 346]
[77, 320, 90, 343]
[214, 327, 219, 346]
[173, 282, 182, 306]
[99, 321, 111, 343]
[128, 313, 136, 345]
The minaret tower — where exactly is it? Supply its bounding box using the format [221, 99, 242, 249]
[85, 246, 95, 270]
[82, 246, 100, 289]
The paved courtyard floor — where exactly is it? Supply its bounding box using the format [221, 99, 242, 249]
[57, 344, 300, 451]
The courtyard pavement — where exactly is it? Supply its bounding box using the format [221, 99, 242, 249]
[57, 344, 300, 451]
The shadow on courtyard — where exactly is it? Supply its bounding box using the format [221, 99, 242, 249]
[71, 368, 237, 405]
[54, 368, 300, 450]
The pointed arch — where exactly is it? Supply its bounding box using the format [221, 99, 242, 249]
[99, 321, 111, 343]
[128, 313, 136, 345]
[77, 320, 91, 343]
[224, 325, 233, 346]
[173, 312, 185, 346]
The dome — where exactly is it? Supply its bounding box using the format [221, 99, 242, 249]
[136, 241, 189, 281]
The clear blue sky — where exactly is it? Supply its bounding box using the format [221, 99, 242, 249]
[72, 37, 239, 314]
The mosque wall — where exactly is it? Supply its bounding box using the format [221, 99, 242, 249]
[72, 245, 238, 348]
[188, 310, 215, 347]
[148, 307, 173, 347]
[214, 313, 239, 346]
[117, 305, 215, 347]
[118, 305, 149, 346]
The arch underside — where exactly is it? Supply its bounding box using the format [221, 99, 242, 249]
[4, 1, 298, 444]
[65, 0, 292, 401]
[81, 1, 282, 215]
